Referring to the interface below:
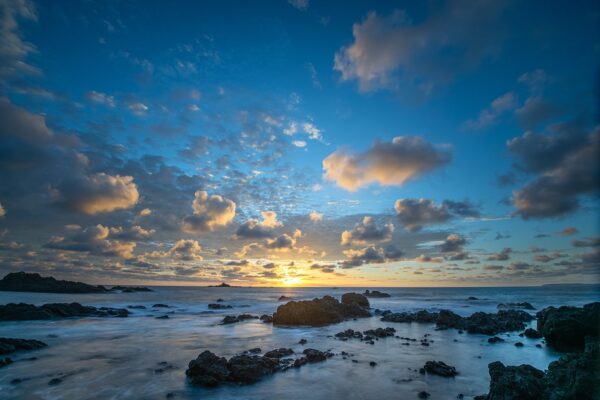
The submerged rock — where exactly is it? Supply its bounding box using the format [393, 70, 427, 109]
[0, 357, 13, 368]
[272, 295, 370, 326]
[422, 361, 458, 377]
[152, 304, 170, 308]
[0, 272, 107, 294]
[536, 302, 600, 350]
[497, 302, 535, 310]
[0, 302, 129, 321]
[487, 336, 505, 344]
[363, 290, 391, 298]
[264, 348, 293, 358]
[523, 328, 542, 339]
[221, 314, 259, 324]
[208, 303, 232, 310]
[0, 338, 47, 355]
[109, 286, 152, 293]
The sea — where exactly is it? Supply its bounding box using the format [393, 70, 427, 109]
[1, 285, 598, 400]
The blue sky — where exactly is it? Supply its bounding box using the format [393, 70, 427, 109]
[0, 0, 598, 286]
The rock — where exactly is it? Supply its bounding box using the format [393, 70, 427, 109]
[482, 361, 547, 400]
[363, 290, 391, 298]
[487, 336, 505, 344]
[109, 286, 152, 292]
[0, 338, 47, 355]
[302, 348, 329, 362]
[186, 351, 230, 387]
[523, 328, 542, 339]
[335, 329, 363, 340]
[221, 314, 259, 324]
[227, 354, 279, 384]
[422, 361, 458, 377]
[418, 391, 431, 398]
[0, 272, 107, 293]
[216, 299, 224, 302]
[0, 302, 129, 321]
[341, 292, 370, 308]
[293, 357, 308, 368]
[264, 348, 294, 358]
[153, 304, 170, 308]
[260, 314, 273, 323]
[208, 282, 231, 287]
[498, 302, 535, 310]
[156, 315, 169, 319]
[0, 357, 13, 368]
[208, 303, 232, 310]
[272, 295, 370, 326]
[369, 361, 377, 367]
[278, 296, 293, 301]
[48, 378, 63, 385]
[515, 342, 524, 347]
[127, 305, 147, 309]
[467, 296, 479, 300]
[364, 327, 396, 338]
[298, 338, 307, 345]
[536, 302, 600, 350]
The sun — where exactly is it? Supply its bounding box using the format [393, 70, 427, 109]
[282, 276, 301, 286]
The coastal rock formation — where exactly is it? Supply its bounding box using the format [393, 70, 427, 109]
[0, 272, 107, 293]
[208, 282, 231, 287]
[421, 361, 458, 377]
[221, 314, 259, 324]
[536, 302, 600, 349]
[497, 302, 535, 310]
[272, 295, 370, 326]
[475, 337, 599, 400]
[260, 314, 273, 323]
[278, 296, 293, 301]
[0, 302, 129, 321]
[363, 290, 391, 298]
[109, 286, 152, 293]
[341, 292, 370, 308]
[208, 303, 232, 310]
[381, 308, 534, 335]
[186, 348, 330, 387]
[0, 338, 47, 355]
[523, 328, 542, 339]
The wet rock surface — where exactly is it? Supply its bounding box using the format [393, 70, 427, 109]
[0, 302, 129, 321]
[221, 314, 259, 324]
[208, 303, 232, 310]
[421, 361, 458, 377]
[341, 292, 370, 308]
[536, 302, 600, 350]
[0, 338, 47, 355]
[272, 295, 370, 326]
[0, 272, 107, 294]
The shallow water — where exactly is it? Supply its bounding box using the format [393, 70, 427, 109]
[1, 286, 598, 399]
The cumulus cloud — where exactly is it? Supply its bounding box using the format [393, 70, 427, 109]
[462, 92, 517, 131]
[341, 245, 403, 268]
[515, 96, 557, 129]
[265, 229, 302, 252]
[235, 211, 282, 239]
[0, 202, 5, 217]
[487, 247, 511, 261]
[86, 91, 115, 107]
[309, 211, 323, 222]
[0, 0, 39, 81]
[138, 208, 152, 217]
[394, 198, 479, 231]
[55, 173, 139, 214]
[109, 225, 155, 241]
[509, 124, 599, 219]
[439, 234, 466, 253]
[341, 216, 394, 246]
[182, 191, 236, 233]
[44, 224, 136, 259]
[333, 1, 506, 93]
[323, 136, 451, 191]
[168, 239, 203, 261]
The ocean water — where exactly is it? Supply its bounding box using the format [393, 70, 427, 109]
[0, 285, 598, 400]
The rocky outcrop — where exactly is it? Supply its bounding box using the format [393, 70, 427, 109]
[536, 302, 600, 350]
[260, 314, 273, 323]
[0, 272, 107, 293]
[278, 296, 293, 301]
[341, 293, 370, 308]
[208, 282, 231, 287]
[0, 338, 47, 355]
[498, 302, 535, 310]
[421, 361, 458, 377]
[208, 303, 232, 310]
[335, 327, 395, 342]
[381, 308, 533, 335]
[523, 328, 542, 339]
[475, 337, 599, 400]
[272, 295, 370, 326]
[0, 302, 129, 321]
[186, 348, 330, 387]
[363, 290, 391, 298]
[221, 314, 259, 324]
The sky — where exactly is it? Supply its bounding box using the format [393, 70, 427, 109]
[0, 0, 598, 287]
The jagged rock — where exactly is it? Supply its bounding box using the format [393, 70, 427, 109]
[341, 293, 370, 308]
[272, 295, 370, 326]
[484, 361, 547, 400]
[418, 391, 431, 398]
[208, 303, 232, 310]
[298, 338, 307, 345]
[221, 314, 259, 324]
[302, 348, 330, 362]
[278, 296, 293, 301]
[226, 354, 279, 384]
[0, 272, 107, 293]
[208, 282, 231, 287]
[422, 361, 458, 377]
[523, 328, 542, 339]
[260, 314, 273, 323]
[127, 305, 146, 309]
[364, 327, 396, 338]
[0, 338, 47, 355]
[363, 290, 391, 298]
[536, 302, 600, 350]
[335, 329, 363, 340]
[186, 351, 230, 387]
[264, 348, 293, 358]
[498, 302, 535, 310]
[0, 302, 129, 321]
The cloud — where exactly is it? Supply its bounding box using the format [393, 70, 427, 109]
[128, 102, 148, 115]
[309, 211, 323, 222]
[341, 216, 394, 245]
[86, 91, 115, 107]
[341, 245, 403, 268]
[394, 198, 479, 231]
[0, 202, 5, 217]
[235, 211, 282, 239]
[572, 237, 600, 248]
[509, 124, 599, 219]
[0, 0, 39, 81]
[560, 227, 578, 236]
[487, 247, 511, 261]
[182, 191, 236, 233]
[310, 263, 337, 273]
[333, 1, 506, 93]
[44, 224, 136, 259]
[462, 92, 517, 130]
[292, 140, 306, 148]
[288, 0, 309, 11]
[109, 225, 155, 241]
[264, 229, 302, 252]
[138, 208, 151, 217]
[55, 173, 139, 214]
[515, 96, 557, 129]
[323, 136, 451, 191]
[439, 234, 466, 253]
[168, 239, 203, 261]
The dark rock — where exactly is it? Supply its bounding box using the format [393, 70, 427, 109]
[515, 342, 524, 347]
[260, 314, 273, 323]
[418, 391, 431, 399]
[370, 361, 377, 367]
[341, 292, 370, 308]
[498, 302, 535, 310]
[467, 296, 479, 300]
[186, 351, 230, 387]
[208, 282, 231, 287]
[298, 338, 307, 345]
[523, 328, 542, 339]
[153, 304, 170, 308]
[536, 302, 600, 350]
[272, 295, 369, 326]
[364, 327, 396, 338]
[264, 348, 293, 358]
[0, 338, 47, 355]
[208, 303, 232, 310]
[335, 329, 363, 340]
[227, 354, 279, 384]
[221, 314, 259, 324]
[0, 357, 12, 368]
[216, 299, 224, 302]
[109, 285, 152, 292]
[278, 296, 293, 301]
[363, 290, 391, 298]
[0, 302, 129, 321]
[293, 357, 308, 368]
[423, 361, 458, 377]
[156, 315, 169, 319]
[0, 272, 107, 293]
[302, 348, 329, 362]
[487, 336, 505, 344]
[482, 361, 547, 400]
[536, 344, 542, 348]
[48, 378, 63, 386]
[245, 348, 261, 354]
[127, 305, 147, 309]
